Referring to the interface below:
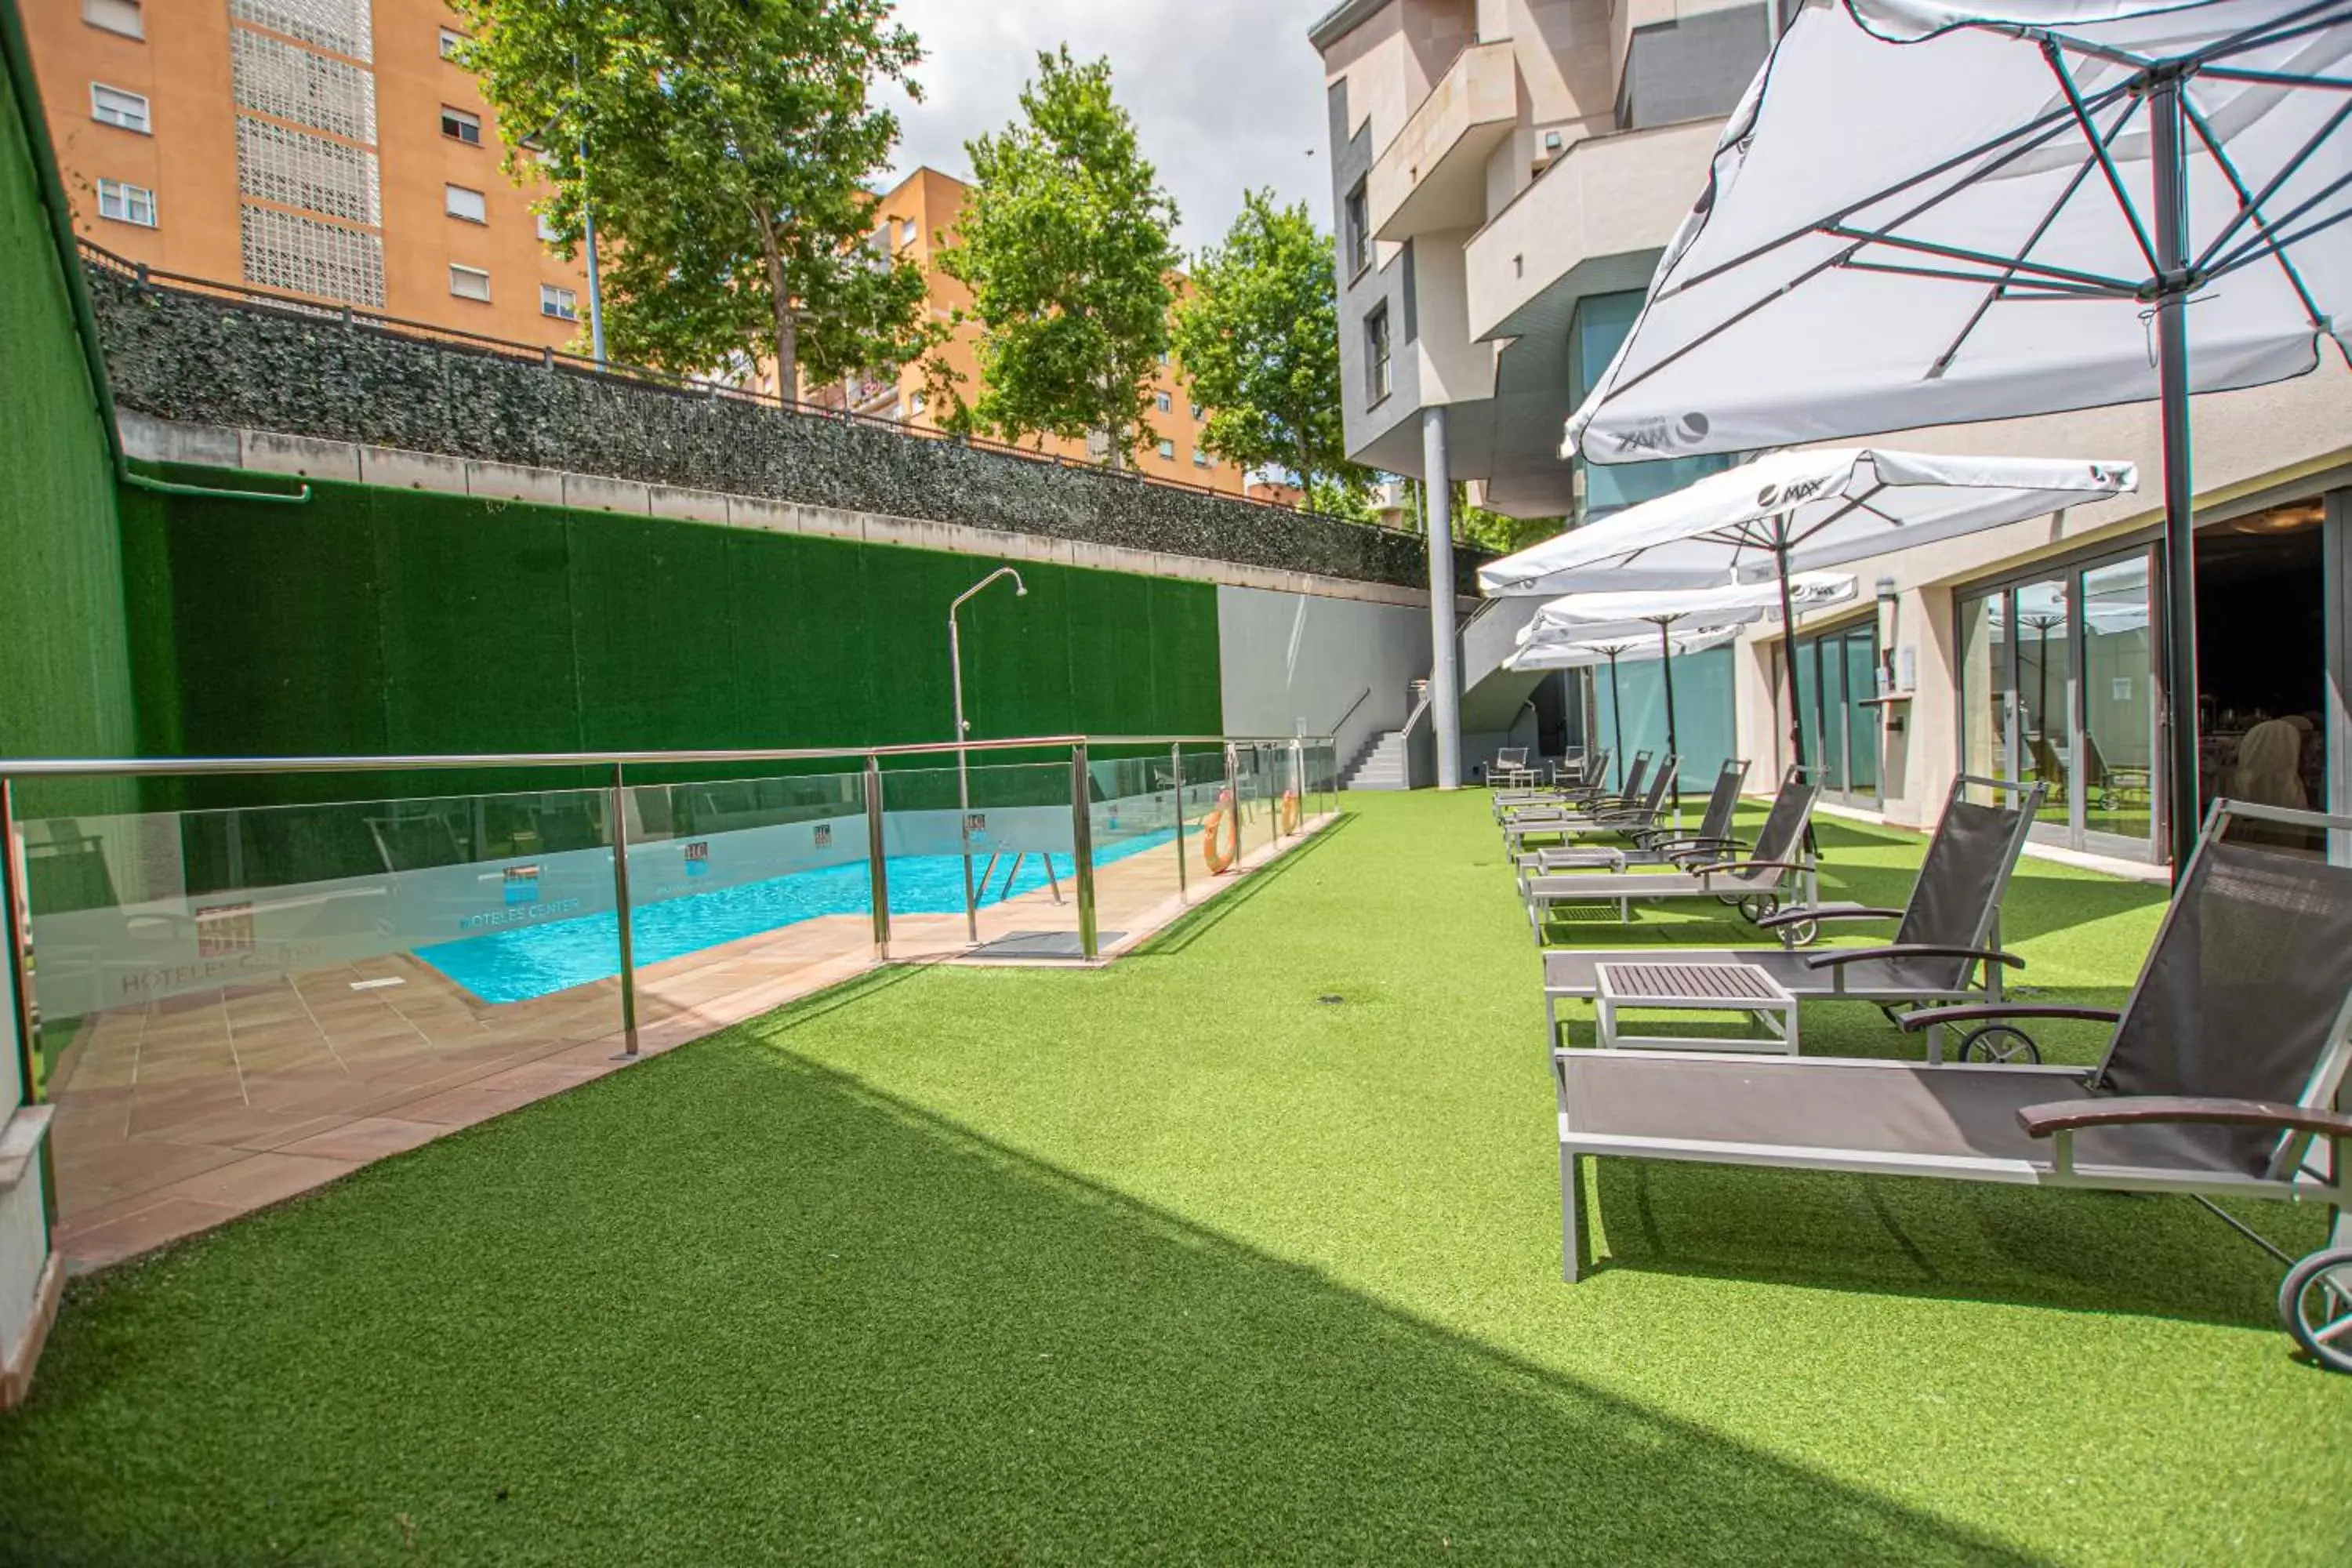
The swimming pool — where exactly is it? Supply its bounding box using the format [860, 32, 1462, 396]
[419, 826, 1180, 1004]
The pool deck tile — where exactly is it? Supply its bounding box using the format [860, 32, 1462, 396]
[45, 811, 1336, 1271]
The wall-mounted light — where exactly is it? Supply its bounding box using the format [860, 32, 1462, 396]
[1875, 575, 1898, 605]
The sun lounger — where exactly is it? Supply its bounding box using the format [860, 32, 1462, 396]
[1523, 758, 1751, 874]
[1494, 750, 1633, 822]
[1503, 757, 1679, 854]
[1550, 798, 2352, 1372]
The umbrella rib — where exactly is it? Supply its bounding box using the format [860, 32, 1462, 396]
[1664, 86, 2121, 300]
[2183, 96, 2341, 333]
[1928, 118, 2118, 376]
[2209, 166, 2352, 275]
[1840, 259, 2129, 298]
[2198, 64, 2352, 90]
[1822, 226, 2140, 292]
[1603, 107, 2112, 412]
[2188, 0, 2352, 73]
[2042, 42, 2161, 276]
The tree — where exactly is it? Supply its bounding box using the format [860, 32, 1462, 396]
[1171, 189, 1357, 500]
[456, 0, 929, 393]
[936, 48, 1180, 468]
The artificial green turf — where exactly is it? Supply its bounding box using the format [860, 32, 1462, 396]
[2, 792, 2347, 1564]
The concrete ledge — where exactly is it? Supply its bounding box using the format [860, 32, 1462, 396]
[0, 1251, 63, 1413]
[118, 416, 1435, 609]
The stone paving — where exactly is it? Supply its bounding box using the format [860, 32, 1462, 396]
[42, 811, 1334, 1271]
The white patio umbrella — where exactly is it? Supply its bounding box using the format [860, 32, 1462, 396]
[1563, 0, 2351, 871]
[1479, 448, 2135, 776]
[1507, 630, 1740, 793]
[1522, 574, 1860, 797]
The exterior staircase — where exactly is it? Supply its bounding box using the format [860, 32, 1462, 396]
[1340, 728, 1414, 791]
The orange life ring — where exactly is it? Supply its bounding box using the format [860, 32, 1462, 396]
[1201, 789, 1240, 874]
[1279, 789, 1300, 834]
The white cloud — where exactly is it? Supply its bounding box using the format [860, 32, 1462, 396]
[879, 0, 1338, 256]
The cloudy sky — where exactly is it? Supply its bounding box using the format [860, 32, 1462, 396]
[878, 0, 1341, 257]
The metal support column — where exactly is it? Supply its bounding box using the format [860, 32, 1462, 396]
[2151, 73, 2201, 883]
[608, 763, 639, 1057]
[1291, 739, 1306, 832]
[864, 754, 890, 959]
[1422, 406, 1463, 789]
[1071, 745, 1098, 960]
[1170, 742, 1189, 902]
[1, 778, 38, 1106]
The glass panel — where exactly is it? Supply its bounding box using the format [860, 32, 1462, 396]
[1957, 590, 2013, 803]
[24, 784, 625, 1232]
[1814, 637, 1849, 793]
[2080, 556, 2157, 846]
[1178, 746, 1240, 898]
[2013, 576, 2072, 828]
[880, 761, 1078, 951]
[1568, 291, 1733, 521]
[1843, 629, 1881, 797]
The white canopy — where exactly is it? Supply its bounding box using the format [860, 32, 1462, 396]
[1504, 628, 1738, 673]
[1525, 572, 1859, 641]
[1479, 448, 2135, 597]
[1563, 0, 2352, 464]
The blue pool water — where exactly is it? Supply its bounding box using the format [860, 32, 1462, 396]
[419, 827, 1179, 1004]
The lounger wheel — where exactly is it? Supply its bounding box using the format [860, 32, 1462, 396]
[1955, 1023, 2040, 1065]
[2281, 1247, 2352, 1374]
[1774, 916, 1819, 948]
[1737, 894, 1777, 925]
[1715, 894, 1744, 908]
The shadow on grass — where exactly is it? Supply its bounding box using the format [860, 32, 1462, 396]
[1587, 1152, 2317, 1334]
[0, 1038, 2035, 1566]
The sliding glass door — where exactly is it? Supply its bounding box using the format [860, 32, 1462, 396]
[1793, 622, 1882, 808]
[1955, 550, 2157, 858]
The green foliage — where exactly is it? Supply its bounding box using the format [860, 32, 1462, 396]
[1454, 491, 1560, 554]
[937, 49, 1180, 467]
[455, 0, 930, 390]
[1304, 470, 1378, 522]
[1171, 189, 1352, 497]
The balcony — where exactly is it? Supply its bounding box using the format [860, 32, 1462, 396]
[1368, 40, 1521, 242]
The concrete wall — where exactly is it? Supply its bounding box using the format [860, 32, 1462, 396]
[1216, 586, 1434, 767]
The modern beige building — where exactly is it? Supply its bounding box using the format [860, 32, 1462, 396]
[27, 0, 586, 349]
[1312, 0, 2352, 862]
[801, 166, 1248, 496]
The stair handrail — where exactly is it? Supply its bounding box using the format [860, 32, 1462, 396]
[1327, 686, 1372, 738]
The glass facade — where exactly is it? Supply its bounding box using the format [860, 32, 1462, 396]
[1792, 622, 1882, 804]
[1591, 644, 1738, 796]
[1568, 292, 1732, 522]
[1956, 549, 2158, 856]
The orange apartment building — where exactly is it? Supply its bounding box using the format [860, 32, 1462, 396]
[810, 167, 1247, 496]
[27, 0, 586, 350]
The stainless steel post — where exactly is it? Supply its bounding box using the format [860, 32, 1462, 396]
[2150, 74, 2201, 883]
[1, 778, 40, 1106]
[608, 763, 640, 1057]
[864, 753, 890, 960]
[1291, 739, 1306, 833]
[1071, 745, 1098, 960]
[952, 612, 978, 943]
[1224, 742, 1240, 869]
[1170, 742, 1188, 903]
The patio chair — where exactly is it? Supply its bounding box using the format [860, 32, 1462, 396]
[1539, 775, 2045, 1049]
[1496, 753, 1650, 829]
[1504, 757, 1680, 855]
[1519, 765, 1823, 941]
[1492, 749, 1621, 820]
[1550, 798, 2352, 1374]
[1522, 758, 1752, 875]
[1490, 747, 1538, 789]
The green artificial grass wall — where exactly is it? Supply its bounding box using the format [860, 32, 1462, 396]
[117, 466, 1221, 880]
[2, 795, 2345, 1563]
[0, 13, 139, 780]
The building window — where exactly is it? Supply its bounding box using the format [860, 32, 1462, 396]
[96, 178, 157, 227]
[539, 284, 578, 321]
[444, 184, 487, 223]
[90, 84, 150, 132]
[438, 28, 466, 60]
[1155, 391, 1172, 414]
[1345, 180, 1370, 278]
[1192, 448, 1210, 468]
[1189, 402, 1202, 420]
[535, 212, 561, 243]
[82, 0, 143, 38]
[449, 263, 491, 301]
[441, 106, 481, 145]
[1365, 303, 1392, 404]
[1156, 439, 1176, 461]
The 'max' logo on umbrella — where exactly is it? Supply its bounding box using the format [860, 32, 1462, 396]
[1608, 412, 1712, 456]
[1756, 475, 1830, 510]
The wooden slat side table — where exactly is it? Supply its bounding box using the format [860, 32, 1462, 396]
[1592, 960, 1799, 1055]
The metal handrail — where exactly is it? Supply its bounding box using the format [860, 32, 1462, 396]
[77, 238, 1433, 543]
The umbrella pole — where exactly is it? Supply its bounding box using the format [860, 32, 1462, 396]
[1773, 538, 1809, 777]
[2151, 75, 2201, 883]
[1607, 653, 1625, 793]
[1655, 619, 1682, 822]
